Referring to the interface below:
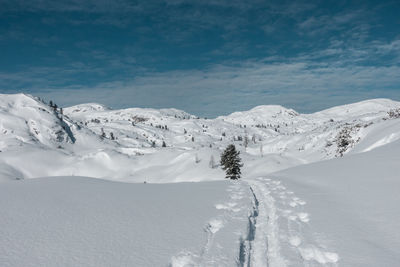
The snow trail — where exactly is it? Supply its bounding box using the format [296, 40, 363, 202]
[245, 178, 287, 267]
[242, 177, 339, 267]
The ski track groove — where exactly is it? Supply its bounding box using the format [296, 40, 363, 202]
[170, 178, 339, 267]
[237, 186, 260, 267]
[242, 177, 339, 267]
[244, 179, 287, 267]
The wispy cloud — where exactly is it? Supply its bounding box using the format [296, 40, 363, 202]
[1, 0, 399, 117]
[7, 41, 399, 117]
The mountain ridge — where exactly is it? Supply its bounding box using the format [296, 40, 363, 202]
[1, 93, 400, 182]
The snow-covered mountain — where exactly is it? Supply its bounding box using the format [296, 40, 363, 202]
[1, 93, 399, 182]
[1, 93, 400, 266]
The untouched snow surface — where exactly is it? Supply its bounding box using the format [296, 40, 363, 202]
[1, 93, 400, 266]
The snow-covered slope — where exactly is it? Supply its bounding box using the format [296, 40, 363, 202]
[0, 93, 76, 150]
[269, 139, 400, 266]
[1, 93, 400, 266]
[0, 177, 252, 267]
[1, 93, 400, 182]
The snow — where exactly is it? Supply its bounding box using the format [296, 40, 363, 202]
[1, 93, 400, 182]
[1, 93, 400, 266]
[270, 139, 400, 266]
[0, 177, 252, 267]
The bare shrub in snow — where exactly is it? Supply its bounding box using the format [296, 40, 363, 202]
[335, 127, 354, 157]
[388, 108, 400, 119]
[132, 115, 148, 123]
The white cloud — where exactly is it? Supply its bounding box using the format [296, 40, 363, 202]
[18, 56, 399, 117]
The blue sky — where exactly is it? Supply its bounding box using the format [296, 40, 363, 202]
[0, 0, 399, 117]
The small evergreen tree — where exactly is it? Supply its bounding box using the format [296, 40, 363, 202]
[162, 141, 166, 147]
[220, 144, 243, 180]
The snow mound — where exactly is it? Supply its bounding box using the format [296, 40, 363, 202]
[313, 98, 400, 118]
[218, 105, 299, 125]
[64, 103, 110, 113]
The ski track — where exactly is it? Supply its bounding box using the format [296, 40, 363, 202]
[245, 178, 286, 267]
[170, 178, 339, 267]
[243, 177, 339, 267]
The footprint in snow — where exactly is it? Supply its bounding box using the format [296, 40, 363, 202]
[297, 212, 310, 223]
[297, 199, 306, 205]
[298, 245, 339, 264]
[289, 197, 307, 207]
[289, 236, 302, 247]
[169, 251, 198, 267]
[206, 219, 224, 234]
[293, 197, 306, 205]
[287, 212, 310, 223]
[276, 185, 286, 190]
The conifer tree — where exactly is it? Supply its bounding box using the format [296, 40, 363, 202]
[220, 144, 243, 180]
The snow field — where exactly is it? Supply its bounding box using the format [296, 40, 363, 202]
[1, 93, 400, 266]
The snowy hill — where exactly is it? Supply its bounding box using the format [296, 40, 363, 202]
[0, 93, 76, 150]
[1, 93, 400, 182]
[1, 93, 400, 266]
